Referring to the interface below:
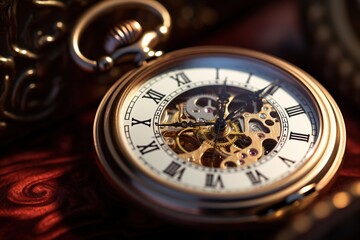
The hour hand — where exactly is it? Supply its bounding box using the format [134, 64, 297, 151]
[217, 79, 230, 119]
[218, 79, 230, 104]
[225, 104, 246, 121]
[226, 80, 281, 119]
[156, 121, 215, 128]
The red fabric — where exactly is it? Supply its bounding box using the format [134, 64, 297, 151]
[1, 107, 359, 239]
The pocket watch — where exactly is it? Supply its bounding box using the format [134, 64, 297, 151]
[70, 0, 346, 224]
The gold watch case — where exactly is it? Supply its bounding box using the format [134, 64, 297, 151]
[94, 46, 346, 224]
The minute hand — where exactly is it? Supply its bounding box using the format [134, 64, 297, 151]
[254, 80, 280, 98]
[156, 121, 215, 128]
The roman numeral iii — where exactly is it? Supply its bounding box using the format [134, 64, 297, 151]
[285, 104, 305, 117]
[289, 132, 310, 142]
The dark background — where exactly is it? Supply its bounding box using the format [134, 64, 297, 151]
[0, 0, 359, 239]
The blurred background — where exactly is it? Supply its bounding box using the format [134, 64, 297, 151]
[0, 0, 359, 239]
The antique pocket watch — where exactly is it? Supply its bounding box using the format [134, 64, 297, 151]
[70, 0, 346, 224]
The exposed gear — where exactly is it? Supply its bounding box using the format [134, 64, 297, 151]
[197, 121, 240, 147]
[159, 85, 281, 169]
[185, 94, 218, 121]
[219, 101, 281, 169]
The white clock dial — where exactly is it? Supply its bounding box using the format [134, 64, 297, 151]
[119, 66, 319, 193]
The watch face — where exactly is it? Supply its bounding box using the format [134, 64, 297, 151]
[94, 47, 345, 223]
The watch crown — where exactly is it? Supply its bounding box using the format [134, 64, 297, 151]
[104, 20, 143, 54]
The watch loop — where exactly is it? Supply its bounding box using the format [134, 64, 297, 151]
[70, 0, 171, 73]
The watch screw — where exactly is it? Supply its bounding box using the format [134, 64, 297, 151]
[104, 20, 143, 54]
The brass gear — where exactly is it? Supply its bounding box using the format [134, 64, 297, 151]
[197, 121, 240, 147]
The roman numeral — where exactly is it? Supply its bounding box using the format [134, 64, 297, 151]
[246, 73, 253, 84]
[289, 132, 310, 142]
[142, 89, 165, 104]
[246, 170, 268, 185]
[131, 118, 151, 127]
[279, 156, 296, 167]
[285, 105, 305, 117]
[205, 174, 224, 189]
[163, 161, 186, 181]
[137, 140, 159, 155]
[170, 72, 191, 86]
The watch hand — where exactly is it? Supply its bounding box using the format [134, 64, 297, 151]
[225, 104, 246, 121]
[156, 121, 215, 128]
[211, 121, 222, 166]
[238, 117, 245, 133]
[225, 80, 281, 120]
[251, 80, 281, 112]
[211, 80, 230, 164]
[218, 79, 230, 107]
[215, 79, 230, 124]
[254, 80, 281, 99]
